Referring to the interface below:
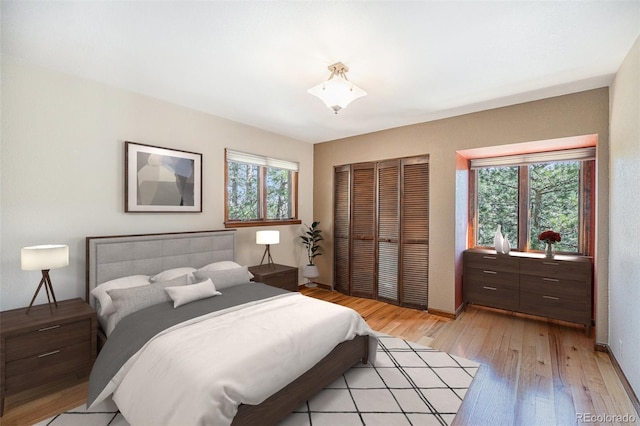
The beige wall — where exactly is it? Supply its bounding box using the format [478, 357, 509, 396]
[609, 35, 640, 398]
[314, 88, 610, 340]
[0, 57, 314, 310]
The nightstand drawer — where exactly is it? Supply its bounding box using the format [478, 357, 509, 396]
[5, 319, 92, 362]
[4, 341, 92, 392]
[248, 264, 299, 292]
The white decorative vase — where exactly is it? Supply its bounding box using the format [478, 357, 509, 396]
[303, 264, 319, 288]
[503, 235, 511, 254]
[544, 242, 554, 259]
[493, 225, 504, 254]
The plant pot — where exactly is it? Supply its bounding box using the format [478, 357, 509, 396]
[303, 264, 319, 288]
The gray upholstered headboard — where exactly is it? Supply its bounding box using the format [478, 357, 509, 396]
[85, 230, 236, 306]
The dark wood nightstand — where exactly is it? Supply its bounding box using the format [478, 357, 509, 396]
[248, 264, 299, 292]
[0, 298, 97, 415]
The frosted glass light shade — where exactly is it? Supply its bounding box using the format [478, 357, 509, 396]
[21, 245, 69, 271]
[308, 75, 367, 114]
[256, 230, 280, 245]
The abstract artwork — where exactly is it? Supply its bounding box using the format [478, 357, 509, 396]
[125, 141, 202, 212]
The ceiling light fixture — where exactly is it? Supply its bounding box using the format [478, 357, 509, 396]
[308, 62, 367, 114]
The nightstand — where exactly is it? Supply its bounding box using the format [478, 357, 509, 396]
[0, 298, 97, 415]
[248, 264, 299, 292]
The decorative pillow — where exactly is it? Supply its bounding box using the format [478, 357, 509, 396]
[165, 279, 221, 308]
[199, 261, 254, 279]
[150, 267, 197, 283]
[193, 266, 251, 290]
[90, 275, 150, 317]
[107, 275, 189, 331]
[199, 261, 242, 271]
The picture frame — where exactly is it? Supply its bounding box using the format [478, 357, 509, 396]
[125, 141, 202, 213]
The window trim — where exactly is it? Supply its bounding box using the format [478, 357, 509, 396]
[224, 149, 301, 228]
[469, 149, 595, 256]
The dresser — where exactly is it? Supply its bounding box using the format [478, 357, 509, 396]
[248, 264, 299, 292]
[463, 249, 593, 334]
[0, 298, 97, 415]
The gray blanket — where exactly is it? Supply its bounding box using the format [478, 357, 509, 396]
[87, 282, 290, 406]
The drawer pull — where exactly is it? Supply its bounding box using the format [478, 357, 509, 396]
[38, 350, 61, 358]
[543, 262, 559, 266]
[543, 277, 560, 282]
[483, 270, 498, 274]
[38, 325, 61, 332]
[483, 256, 497, 260]
[543, 295, 560, 301]
[483, 286, 497, 291]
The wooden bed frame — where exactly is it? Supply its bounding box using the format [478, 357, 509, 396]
[85, 230, 369, 425]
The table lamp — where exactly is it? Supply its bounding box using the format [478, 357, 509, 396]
[21, 244, 69, 314]
[256, 230, 279, 267]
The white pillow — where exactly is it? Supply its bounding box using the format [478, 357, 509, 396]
[91, 275, 150, 317]
[107, 275, 189, 333]
[165, 279, 221, 308]
[199, 261, 254, 279]
[193, 267, 252, 290]
[150, 267, 197, 283]
[199, 261, 243, 271]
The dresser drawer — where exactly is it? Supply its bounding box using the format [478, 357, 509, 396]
[520, 290, 589, 325]
[464, 252, 519, 273]
[4, 319, 92, 362]
[261, 270, 297, 291]
[465, 268, 519, 290]
[4, 341, 92, 392]
[464, 284, 519, 311]
[519, 275, 586, 300]
[519, 258, 591, 281]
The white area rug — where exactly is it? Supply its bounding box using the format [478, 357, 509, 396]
[36, 335, 480, 426]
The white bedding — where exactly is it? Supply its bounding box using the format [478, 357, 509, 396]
[100, 292, 376, 425]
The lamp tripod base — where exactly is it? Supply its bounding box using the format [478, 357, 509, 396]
[26, 269, 58, 314]
[260, 244, 274, 267]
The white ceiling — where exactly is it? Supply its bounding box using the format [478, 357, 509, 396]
[2, 1, 639, 143]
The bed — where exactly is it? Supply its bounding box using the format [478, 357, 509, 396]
[85, 230, 375, 425]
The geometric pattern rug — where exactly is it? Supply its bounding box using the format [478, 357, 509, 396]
[36, 335, 480, 426]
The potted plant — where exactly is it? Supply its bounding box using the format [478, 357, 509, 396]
[300, 221, 322, 287]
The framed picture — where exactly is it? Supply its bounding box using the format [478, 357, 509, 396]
[125, 141, 202, 213]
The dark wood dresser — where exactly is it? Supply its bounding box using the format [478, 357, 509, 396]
[248, 264, 299, 292]
[0, 298, 97, 415]
[463, 249, 593, 334]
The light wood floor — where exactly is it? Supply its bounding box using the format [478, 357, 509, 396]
[2, 288, 638, 426]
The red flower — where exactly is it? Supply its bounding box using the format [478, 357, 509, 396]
[538, 230, 561, 244]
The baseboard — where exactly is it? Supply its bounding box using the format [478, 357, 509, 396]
[426, 307, 457, 320]
[597, 343, 640, 416]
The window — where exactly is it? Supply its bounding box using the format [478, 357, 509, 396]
[470, 148, 595, 255]
[225, 149, 300, 227]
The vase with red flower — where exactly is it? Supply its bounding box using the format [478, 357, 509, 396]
[538, 230, 561, 258]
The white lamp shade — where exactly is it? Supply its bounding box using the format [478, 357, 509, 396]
[21, 245, 69, 271]
[256, 230, 280, 245]
[308, 75, 367, 113]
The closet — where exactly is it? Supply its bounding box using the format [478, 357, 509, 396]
[334, 155, 429, 309]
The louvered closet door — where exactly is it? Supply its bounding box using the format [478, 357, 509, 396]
[350, 163, 376, 298]
[334, 165, 351, 294]
[377, 160, 400, 303]
[400, 158, 429, 309]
